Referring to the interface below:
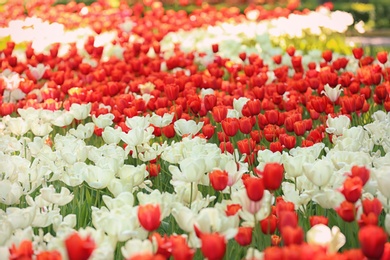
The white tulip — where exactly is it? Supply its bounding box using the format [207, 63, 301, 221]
[102, 126, 122, 144]
[83, 165, 115, 189]
[69, 122, 95, 139]
[373, 166, 390, 199]
[51, 110, 75, 127]
[121, 239, 153, 259]
[102, 192, 134, 210]
[169, 157, 206, 183]
[40, 185, 74, 206]
[149, 112, 174, 128]
[173, 119, 204, 137]
[311, 189, 344, 209]
[326, 114, 350, 136]
[307, 224, 345, 253]
[118, 164, 148, 187]
[125, 115, 150, 130]
[0, 180, 23, 205]
[303, 159, 334, 188]
[6, 206, 36, 229]
[27, 63, 48, 80]
[92, 113, 115, 128]
[321, 83, 343, 103]
[69, 103, 91, 120]
[0, 218, 13, 246]
[3, 116, 30, 136]
[282, 153, 305, 179]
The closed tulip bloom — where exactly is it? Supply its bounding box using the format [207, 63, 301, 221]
[212, 106, 228, 123]
[341, 177, 363, 203]
[164, 84, 179, 101]
[350, 165, 370, 186]
[377, 51, 388, 64]
[209, 170, 228, 191]
[65, 233, 95, 260]
[309, 216, 329, 227]
[235, 227, 253, 246]
[239, 116, 253, 134]
[362, 198, 382, 216]
[359, 225, 387, 259]
[244, 177, 264, 202]
[221, 118, 239, 137]
[200, 233, 226, 260]
[260, 214, 278, 234]
[336, 201, 356, 222]
[261, 162, 284, 191]
[303, 159, 334, 188]
[281, 226, 304, 246]
[138, 204, 161, 231]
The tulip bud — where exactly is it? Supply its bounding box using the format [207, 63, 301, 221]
[359, 225, 387, 259]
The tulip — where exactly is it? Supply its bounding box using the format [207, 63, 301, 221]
[65, 232, 95, 260]
[306, 224, 346, 253]
[336, 201, 356, 222]
[281, 226, 304, 246]
[200, 232, 226, 260]
[309, 216, 329, 227]
[209, 169, 228, 191]
[340, 177, 363, 203]
[138, 204, 161, 232]
[303, 159, 333, 188]
[235, 227, 253, 246]
[362, 198, 382, 216]
[322, 83, 343, 103]
[352, 47, 364, 59]
[261, 162, 284, 191]
[359, 225, 388, 259]
[260, 214, 278, 234]
[221, 118, 239, 137]
[244, 177, 264, 202]
[377, 51, 388, 64]
[9, 240, 34, 260]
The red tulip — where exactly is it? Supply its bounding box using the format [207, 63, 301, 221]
[281, 226, 304, 246]
[336, 201, 356, 222]
[235, 227, 253, 246]
[239, 116, 253, 134]
[138, 204, 161, 232]
[362, 198, 383, 216]
[200, 233, 226, 260]
[261, 162, 284, 191]
[225, 204, 242, 216]
[309, 215, 329, 227]
[359, 225, 388, 259]
[260, 214, 278, 234]
[221, 118, 239, 137]
[164, 84, 179, 101]
[341, 176, 363, 203]
[209, 170, 228, 191]
[244, 177, 264, 202]
[264, 246, 283, 259]
[211, 44, 219, 53]
[352, 47, 364, 60]
[65, 233, 95, 260]
[211, 105, 228, 123]
[377, 51, 388, 64]
[322, 50, 333, 62]
[9, 240, 34, 260]
[37, 250, 62, 260]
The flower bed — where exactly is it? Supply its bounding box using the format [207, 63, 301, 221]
[1, 1, 390, 259]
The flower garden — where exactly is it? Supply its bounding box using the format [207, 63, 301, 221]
[1, 0, 390, 259]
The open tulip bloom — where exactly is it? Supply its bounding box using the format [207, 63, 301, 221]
[1, 1, 390, 259]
